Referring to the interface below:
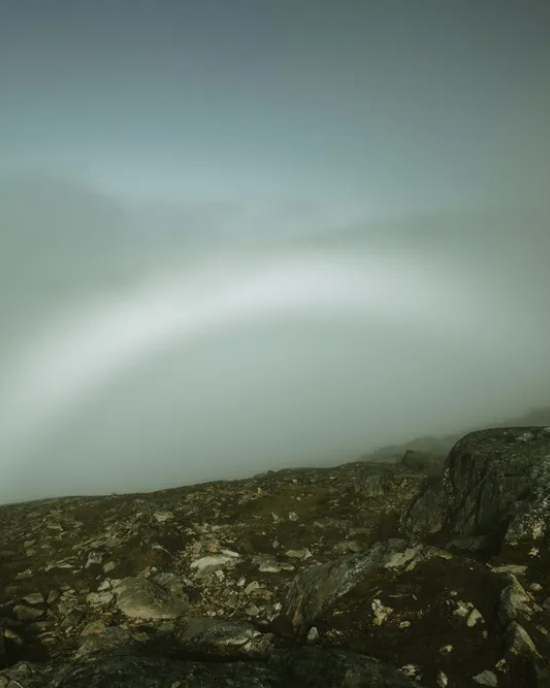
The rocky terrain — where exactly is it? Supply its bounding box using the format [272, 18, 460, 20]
[0, 426, 549, 687]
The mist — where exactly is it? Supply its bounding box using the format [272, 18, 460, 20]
[0, 174, 549, 504]
[1, 0, 549, 503]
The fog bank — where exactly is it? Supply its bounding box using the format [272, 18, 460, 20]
[0, 176, 549, 503]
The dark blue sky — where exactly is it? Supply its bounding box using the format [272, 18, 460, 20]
[2, 0, 549, 215]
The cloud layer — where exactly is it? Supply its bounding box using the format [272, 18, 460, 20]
[0, 176, 549, 504]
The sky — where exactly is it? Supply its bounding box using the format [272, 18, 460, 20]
[0, 0, 549, 503]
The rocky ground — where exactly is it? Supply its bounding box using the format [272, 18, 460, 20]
[0, 426, 549, 687]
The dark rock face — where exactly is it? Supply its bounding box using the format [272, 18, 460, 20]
[401, 480, 447, 539]
[1, 427, 550, 687]
[445, 427, 550, 546]
[26, 645, 425, 688]
[404, 426, 550, 547]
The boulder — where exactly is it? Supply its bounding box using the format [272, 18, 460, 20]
[36, 643, 424, 688]
[403, 426, 550, 547]
[115, 575, 190, 620]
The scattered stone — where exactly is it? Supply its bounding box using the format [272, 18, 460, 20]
[504, 621, 540, 658]
[15, 568, 32, 580]
[285, 548, 311, 559]
[372, 598, 393, 625]
[153, 510, 174, 522]
[225, 592, 239, 609]
[85, 550, 104, 568]
[453, 600, 474, 618]
[473, 669, 498, 686]
[81, 620, 107, 636]
[47, 590, 60, 605]
[245, 603, 260, 617]
[307, 626, 319, 642]
[176, 618, 274, 659]
[57, 596, 79, 617]
[400, 664, 421, 679]
[499, 576, 534, 624]
[13, 604, 44, 621]
[436, 670, 449, 687]
[190, 554, 237, 578]
[86, 591, 114, 607]
[491, 564, 528, 576]
[115, 576, 189, 620]
[467, 608, 484, 627]
[3, 628, 23, 646]
[495, 658, 507, 673]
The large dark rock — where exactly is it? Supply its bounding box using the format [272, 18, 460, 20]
[38, 645, 424, 688]
[403, 426, 550, 548]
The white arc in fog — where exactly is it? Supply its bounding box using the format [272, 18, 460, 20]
[0, 250, 485, 456]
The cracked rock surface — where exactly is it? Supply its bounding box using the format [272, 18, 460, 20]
[0, 428, 549, 687]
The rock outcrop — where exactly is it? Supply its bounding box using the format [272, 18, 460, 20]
[403, 426, 550, 547]
[0, 427, 549, 687]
